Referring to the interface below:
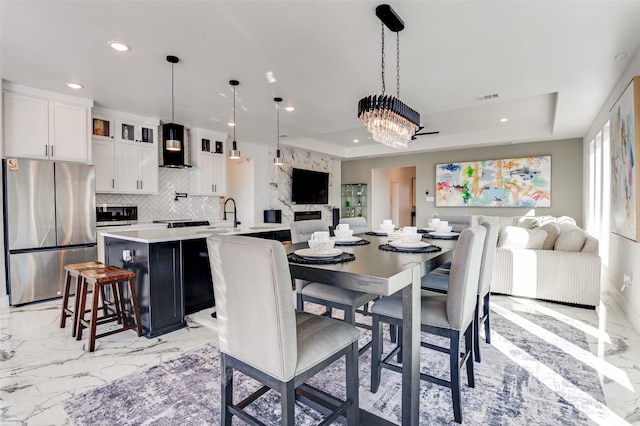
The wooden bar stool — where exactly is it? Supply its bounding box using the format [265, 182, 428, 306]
[60, 261, 104, 337]
[75, 266, 143, 352]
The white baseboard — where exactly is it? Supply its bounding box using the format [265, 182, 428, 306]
[602, 266, 640, 335]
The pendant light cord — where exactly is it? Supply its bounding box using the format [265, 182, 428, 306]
[171, 63, 175, 123]
[277, 101, 280, 150]
[233, 85, 237, 141]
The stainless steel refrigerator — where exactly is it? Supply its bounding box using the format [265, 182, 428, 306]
[3, 158, 97, 305]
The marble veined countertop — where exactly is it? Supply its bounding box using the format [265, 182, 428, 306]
[100, 223, 290, 244]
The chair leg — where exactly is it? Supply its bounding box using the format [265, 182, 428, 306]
[465, 324, 475, 388]
[450, 330, 462, 424]
[280, 379, 295, 426]
[220, 355, 233, 426]
[484, 293, 491, 344]
[389, 324, 397, 343]
[296, 292, 304, 311]
[88, 283, 100, 352]
[345, 341, 360, 425]
[474, 296, 481, 363]
[75, 277, 89, 341]
[370, 314, 382, 393]
[59, 271, 72, 328]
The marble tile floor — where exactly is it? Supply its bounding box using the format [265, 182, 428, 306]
[1, 287, 639, 425]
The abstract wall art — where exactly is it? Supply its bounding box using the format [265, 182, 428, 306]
[435, 156, 551, 207]
[610, 76, 640, 242]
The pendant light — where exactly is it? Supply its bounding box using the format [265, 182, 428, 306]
[357, 4, 420, 149]
[273, 97, 283, 166]
[228, 80, 241, 159]
[165, 55, 182, 152]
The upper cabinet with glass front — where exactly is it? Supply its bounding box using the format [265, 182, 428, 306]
[3, 83, 92, 163]
[91, 107, 159, 194]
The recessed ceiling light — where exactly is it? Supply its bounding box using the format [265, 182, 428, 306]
[500, 118, 508, 122]
[285, 106, 295, 112]
[108, 41, 130, 52]
[265, 71, 277, 83]
[353, 139, 359, 143]
[227, 122, 235, 127]
[66, 83, 83, 89]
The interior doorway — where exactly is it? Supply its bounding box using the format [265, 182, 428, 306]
[371, 166, 416, 229]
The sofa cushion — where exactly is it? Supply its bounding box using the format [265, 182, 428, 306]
[540, 222, 561, 250]
[554, 226, 587, 252]
[581, 234, 599, 253]
[498, 226, 547, 249]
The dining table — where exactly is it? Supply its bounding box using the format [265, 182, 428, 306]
[285, 232, 455, 425]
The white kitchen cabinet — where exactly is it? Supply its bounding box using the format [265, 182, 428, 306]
[188, 128, 227, 196]
[93, 139, 117, 192]
[92, 107, 159, 194]
[3, 85, 91, 162]
[115, 141, 158, 194]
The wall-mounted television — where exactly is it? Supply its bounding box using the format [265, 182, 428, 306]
[291, 168, 329, 205]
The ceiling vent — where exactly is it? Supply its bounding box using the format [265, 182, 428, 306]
[475, 93, 500, 101]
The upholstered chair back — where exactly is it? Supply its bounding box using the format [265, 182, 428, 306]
[478, 221, 500, 298]
[446, 225, 486, 331]
[338, 217, 368, 234]
[207, 235, 298, 381]
[290, 219, 329, 243]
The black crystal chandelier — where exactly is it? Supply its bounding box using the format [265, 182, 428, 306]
[358, 4, 420, 149]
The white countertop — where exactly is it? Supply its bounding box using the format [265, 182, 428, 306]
[99, 223, 291, 243]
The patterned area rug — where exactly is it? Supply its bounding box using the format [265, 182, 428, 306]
[63, 306, 606, 425]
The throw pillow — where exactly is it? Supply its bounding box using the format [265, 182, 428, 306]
[540, 222, 561, 250]
[554, 226, 587, 252]
[497, 226, 547, 249]
[581, 234, 599, 253]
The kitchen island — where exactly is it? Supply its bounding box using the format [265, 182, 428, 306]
[101, 224, 291, 337]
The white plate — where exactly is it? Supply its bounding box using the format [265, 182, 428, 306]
[390, 241, 430, 250]
[331, 236, 362, 243]
[421, 227, 436, 232]
[373, 229, 395, 235]
[429, 231, 460, 237]
[294, 248, 343, 259]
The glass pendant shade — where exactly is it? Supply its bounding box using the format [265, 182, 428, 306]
[164, 123, 182, 152]
[228, 140, 241, 159]
[273, 149, 283, 165]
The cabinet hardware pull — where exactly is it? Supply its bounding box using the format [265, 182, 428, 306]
[112, 179, 115, 188]
[51, 145, 54, 157]
[45, 145, 48, 156]
[140, 180, 143, 190]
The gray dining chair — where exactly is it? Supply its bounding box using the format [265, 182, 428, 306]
[369, 225, 486, 424]
[290, 220, 378, 354]
[421, 220, 500, 362]
[206, 234, 360, 425]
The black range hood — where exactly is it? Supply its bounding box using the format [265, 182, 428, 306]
[160, 123, 192, 168]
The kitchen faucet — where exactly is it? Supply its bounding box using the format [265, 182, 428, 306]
[223, 198, 240, 228]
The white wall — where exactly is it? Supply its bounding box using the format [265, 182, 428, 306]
[343, 138, 584, 228]
[584, 47, 640, 333]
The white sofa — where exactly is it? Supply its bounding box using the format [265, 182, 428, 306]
[435, 215, 601, 307]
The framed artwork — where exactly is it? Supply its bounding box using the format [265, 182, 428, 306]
[435, 156, 551, 207]
[610, 76, 640, 242]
